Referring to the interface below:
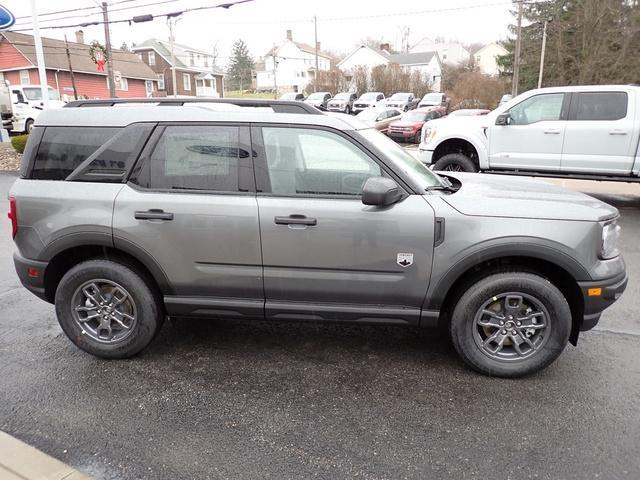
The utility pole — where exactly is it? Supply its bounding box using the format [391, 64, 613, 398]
[29, 0, 49, 108]
[64, 35, 78, 100]
[272, 53, 278, 99]
[512, 0, 523, 97]
[167, 16, 180, 98]
[101, 2, 116, 98]
[313, 15, 319, 93]
[537, 19, 551, 89]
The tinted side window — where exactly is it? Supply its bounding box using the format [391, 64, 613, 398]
[31, 127, 119, 180]
[262, 127, 381, 196]
[135, 125, 247, 192]
[509, 93, 564, 125]
[574, 92, 627, 121]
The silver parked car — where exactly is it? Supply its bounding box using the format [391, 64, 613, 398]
[327, 92, 357, 114]
[8, 98, 627, 377]
[385, 92, 418, 112]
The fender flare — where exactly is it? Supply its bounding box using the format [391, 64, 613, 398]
[431, 133, 489, 167]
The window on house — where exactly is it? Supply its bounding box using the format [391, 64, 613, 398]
[157, 73, 165, 90]
[148, 51, 155, 66]
[204, 57, 209, 68]
[183, 73, 191, 91]
[19, 70, 30, 84]
[118, 78, 128, 91]
[189, 53, 194, 66]
[145, 80, 154, 97]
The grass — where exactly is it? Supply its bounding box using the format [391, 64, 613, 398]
[224, 90, 276, 99]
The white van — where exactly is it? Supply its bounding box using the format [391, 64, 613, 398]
[0, 84, 64, 133]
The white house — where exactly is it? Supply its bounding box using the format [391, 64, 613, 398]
[337, 44, 442, 91]
[474, 42, 508, 76]
[255, 30, 332, 93]
[410, 38, 470, 66]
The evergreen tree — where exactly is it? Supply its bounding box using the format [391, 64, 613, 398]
[498, 0, 640, 92]
[226, 39, 255, 91]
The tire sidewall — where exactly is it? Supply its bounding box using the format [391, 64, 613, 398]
[433, 153, 478, 173]
[55, 260, 162, 359]
[450, 273, 571, 377]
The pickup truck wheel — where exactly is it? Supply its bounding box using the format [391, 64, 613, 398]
[449, 272, 571, 378]
[345, 105, 351, 115]
[55, 259, 164, 359]
[433, 153, 478, 173]
[24, 119, 34, 134]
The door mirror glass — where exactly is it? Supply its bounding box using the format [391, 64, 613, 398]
[361, 176, 403, 206]
[495, 112, 512, 126]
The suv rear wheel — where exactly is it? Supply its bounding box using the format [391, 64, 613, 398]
[449, 272, 571, 377]
[55, 259, 164, 358]
[433, 153, 478, 172]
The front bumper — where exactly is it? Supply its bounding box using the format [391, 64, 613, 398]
[577, 271, 628, 331]
[388, 130, 419, 141]
[13, 252, 49, 302]
[418, 148, 434, 164]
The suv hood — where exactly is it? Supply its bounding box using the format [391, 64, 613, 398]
[440, 173, 618, 222]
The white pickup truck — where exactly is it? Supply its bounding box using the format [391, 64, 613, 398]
[0, 83, 64, 134]
[418, 85, 640, 181]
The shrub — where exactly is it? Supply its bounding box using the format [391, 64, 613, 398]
[11, 134, 29, 154]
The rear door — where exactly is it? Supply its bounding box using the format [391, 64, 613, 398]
[113, 123, 263, 318]
[252, 124, 435, 325]
[561, 91, 637, 174]
[488, 92, 568, 171]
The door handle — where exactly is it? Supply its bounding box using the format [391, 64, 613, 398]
[544, 129, 560, 134]
[274, 214, 317, 226]
[609, 130, 628, 135]
[135, 209, 174, 221]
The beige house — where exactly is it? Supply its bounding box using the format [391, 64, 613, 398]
[474, 42, 508, 76]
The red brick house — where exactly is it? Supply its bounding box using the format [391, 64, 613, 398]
[0, 31, 158, 100]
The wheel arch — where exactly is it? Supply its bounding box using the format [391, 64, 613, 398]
[427, 248, 588, 346]
[43, 241, 172, 304]
[432, 135, 487, 167]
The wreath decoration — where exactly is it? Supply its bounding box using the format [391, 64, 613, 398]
[89, 41, 109, 72]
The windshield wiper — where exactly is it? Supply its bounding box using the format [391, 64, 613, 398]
[426, 184, 459, 193]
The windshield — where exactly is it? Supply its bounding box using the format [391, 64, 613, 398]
[333, 93, 351, 100]
[359, 128, 441, 189]
[280, 93, 298, 100]
[359, 93, 378, 101]
[401, 111, 428, 122]
[421, 93, 442, 103]
[307, 93, 326, 100]
[23, 87, 60, 101]
[389, 93, 410, 101]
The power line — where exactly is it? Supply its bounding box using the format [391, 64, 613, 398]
[8, 0, 255, 32]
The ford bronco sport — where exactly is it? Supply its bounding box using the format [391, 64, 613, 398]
[8, 98, 627, 377]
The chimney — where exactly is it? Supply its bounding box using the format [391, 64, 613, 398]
[379, 43, 390, 53]
[316, 41, 321, 51]
[75, 30, 85, 44]
[286, 29, 293, 41]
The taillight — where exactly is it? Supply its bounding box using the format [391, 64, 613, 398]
[8, 195, 17, 239]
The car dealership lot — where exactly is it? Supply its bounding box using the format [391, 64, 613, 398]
[0, 172, 638, 479]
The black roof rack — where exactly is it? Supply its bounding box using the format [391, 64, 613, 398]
[63, 97, 322, 115]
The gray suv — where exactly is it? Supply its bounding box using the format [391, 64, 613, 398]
[8, 98, 627, 377]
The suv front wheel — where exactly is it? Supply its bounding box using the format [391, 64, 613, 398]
[432, 153, 478, 172]
[55, 259, 164, 358]
[449, 272, 571, 377]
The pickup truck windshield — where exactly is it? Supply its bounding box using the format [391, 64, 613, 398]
[359, 93, 379, 101]
[422, 93, 442, 103]
[333, 93, 351, 100]
[390, 93, 410, 101]
[359, 128, 442, 189]
[307, 93, 326, 100]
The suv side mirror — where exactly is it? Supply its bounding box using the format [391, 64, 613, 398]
[362, 177, 403, 206]
[495, 112, 512, 126]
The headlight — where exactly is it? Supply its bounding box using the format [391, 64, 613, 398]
[600, 220, 621, 259]
[422, 125, 437, 143]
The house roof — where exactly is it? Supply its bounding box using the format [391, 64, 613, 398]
[264, 40, 332, 60]
[132, 38, 224, 75]
[336, 44, 390, 68]
[388, 51, 437, 66]
[0, 31, 158, 80]
[475, 42, 508, 56]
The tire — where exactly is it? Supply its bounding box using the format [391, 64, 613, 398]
[414, 131, 422, 144]
[345, 105, 351, 115]
[449, 272, 571, 378]
[433, 153, 478, 173]
[24, 119, 34, 134]
[54, 259, 164, 359]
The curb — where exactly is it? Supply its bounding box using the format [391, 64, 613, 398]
[0, 431, 93, 480]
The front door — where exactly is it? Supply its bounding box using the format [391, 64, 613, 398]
[113, 123, 263, 318]
[488, 92, 568, 171]
[561, 91, 638, 174]
[252, 125, 435, 325]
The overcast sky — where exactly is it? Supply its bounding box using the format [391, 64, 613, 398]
[5, 0, 515, 67]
